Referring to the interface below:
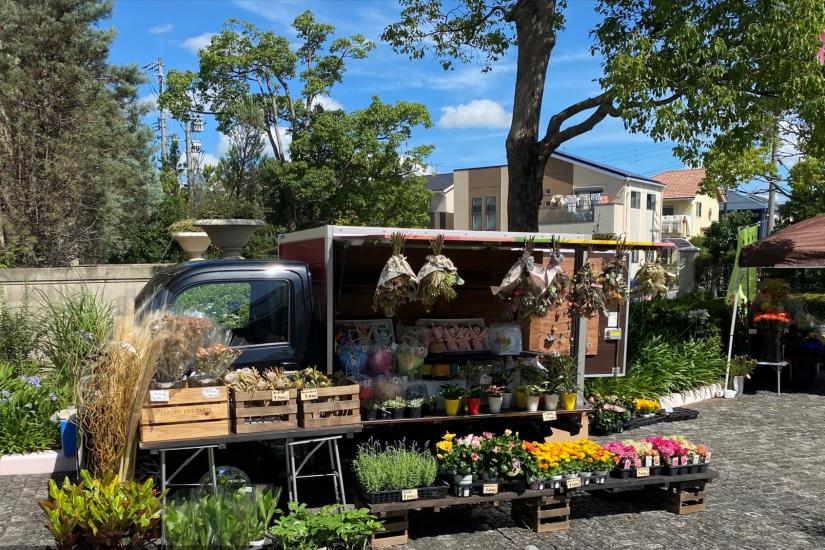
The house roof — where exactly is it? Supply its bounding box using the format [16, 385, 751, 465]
[425, 173, 454, 193]
[722, 189, 769, 211]
[652, 168, 706, 199]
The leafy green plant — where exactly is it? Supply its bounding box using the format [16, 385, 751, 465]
[167, 219, 202, 233]
[439, 383, 463, 400]
[269, 502, 382, 550]
[465, 384, 483, 398]
[542, 354, 577, 393]
[164, 486, 280, 548]
[0, 285, 41, 368]
[39, 470, 163, 550]
[353, 439, 437, 492]
[729, 355, 757, 377]
[382, 397, 406, 410]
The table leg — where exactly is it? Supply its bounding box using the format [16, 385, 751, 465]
[207, 447, 217, 494]
[776, 366, 781, 395]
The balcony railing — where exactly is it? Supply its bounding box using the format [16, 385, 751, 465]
[661, 215, 691, 237]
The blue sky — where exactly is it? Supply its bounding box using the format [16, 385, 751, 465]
[108, 0, 685, 177]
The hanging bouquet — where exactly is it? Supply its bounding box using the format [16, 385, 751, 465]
[632, 260, 675, 301]
[372, 233, 418, 317]
[567, 260, 607, 318]
[599, 239, 629, 306]
[417, 234, 463, 308]
[491, 238, 563, 320]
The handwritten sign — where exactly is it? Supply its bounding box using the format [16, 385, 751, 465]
[636, 467, 650, 478]
[401, 489, 419, 501]
[705, 452, 712, 463]
[149, 390, 169, 402]
[300, 388, 319, 401]
[482, 483, 499, 495]
[565, 477, 582, 489]
[271, 390, 290, 401]
[542, 411, 557, 422]
[201, 387, 220, 399]
[653, 455, 660, 466]
[671, 457, 679, 467]
[644, 456, 652, 467]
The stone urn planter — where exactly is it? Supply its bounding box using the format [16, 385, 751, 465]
[195, 219, 264, 259]
[171, 232, 211, 261]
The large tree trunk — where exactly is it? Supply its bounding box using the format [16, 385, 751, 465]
[505, 0, 558, 232]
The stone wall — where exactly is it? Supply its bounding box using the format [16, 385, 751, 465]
[0, 264, 167, 316]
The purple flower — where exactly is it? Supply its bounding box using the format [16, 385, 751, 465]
[49, 393, 57, 402]
[0, 389, 11, 399]
[23, 376, 41, 388]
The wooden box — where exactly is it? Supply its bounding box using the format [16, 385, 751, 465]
[140, 386, 229, 443]
[231, 388, 298, 434]
[297, 383, 361, 428]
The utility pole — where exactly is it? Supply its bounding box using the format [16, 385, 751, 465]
[766, 128, 779, 235]
[156, 58, 167, 166]
[184, 118, 193, 199]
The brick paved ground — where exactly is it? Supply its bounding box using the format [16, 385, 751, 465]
[2, 391, 824, 548]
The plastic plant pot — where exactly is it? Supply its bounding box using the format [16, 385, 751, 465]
[488, 395, 503, 414]
[465, 397, 481, 415]
[392, 408, 404, 419]
[514, 389, 527, 409]
[560, 391, 577, 410]
[59, 419, 77, 457]
[444, 398, 461, 416]
[407, 406, 422, 418]
[526, 395, 540, 412]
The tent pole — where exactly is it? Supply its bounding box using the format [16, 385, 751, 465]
[724, 270, 744, 391]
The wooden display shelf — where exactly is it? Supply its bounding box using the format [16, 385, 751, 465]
[362, 408, 592, 427]
[139, 423, 363, 451]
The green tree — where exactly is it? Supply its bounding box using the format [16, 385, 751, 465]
[382, 0, 825, 231]
[0, 0, 158, 266]
[160, 12, 432, 231]
[692, 210, 753, 295]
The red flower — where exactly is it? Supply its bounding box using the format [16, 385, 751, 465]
[470, 452, 479, 461]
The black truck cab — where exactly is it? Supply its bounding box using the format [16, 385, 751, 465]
[135, 260, 315, 368]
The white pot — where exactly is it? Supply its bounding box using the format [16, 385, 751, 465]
[501, 392, 513, 409]
[488, 395, 503, 414]
[248, 539, 267, 549]
[526, 395, 540, 412]
[733, 375, 746, 396]
[454, 474, 473, 485]
[195, 219, 264, 259]
[544, 394, 559, 410]
[171, 231, 211, 260]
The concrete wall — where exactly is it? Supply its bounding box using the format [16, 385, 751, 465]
[0, 264, 165, 316]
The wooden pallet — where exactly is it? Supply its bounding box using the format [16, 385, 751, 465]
[661, 481, 707, 515]
[231, 388, 298, 434]
[371, 509, 409, 548]
[298, 383, 361, 428]
[140, 386, 229, 443]
[511, 494, 571, 533]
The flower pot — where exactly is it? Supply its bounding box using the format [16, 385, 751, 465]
[595, 470, 609, 484]
[465, 396, 481, 415]
[579, 471, 593, 485]
[248, 539, 267, 549]
[526, 395, 540, 412]
[488, 395, 503, 414]
[377, 409, 390, 420]
[444, 398, 461, 416]
[733, 375, 746, 396]
[514, 389, 527, 409]
[560, 391, 577, 411]
[59, 419, 77, 457]
[501, 392, 513, 409]
[195, 218, 264, 259]
[392, 408, 405, 419]
[189, 377, 219, 387]
[364, 408, 377, 421]
[171, 231, 211, 261]
[550, 475, 563, 489]
[407, 405, 422, 418]
[543, 393, 559, 410]
[528, 479, 545, 490]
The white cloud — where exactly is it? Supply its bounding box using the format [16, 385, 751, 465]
[217, 127, 292, 159]
[149, 23, 174, 35]
[549, 50, 595, 66]
[232, 0, 301, 25]
[182, 32, 215, 54]
[439, 99, 512, 129]
[138, 93, 158, 111]
[200, 153, 220, 167]
[312, 95, 344, 111]
[217, 132, 231, 157]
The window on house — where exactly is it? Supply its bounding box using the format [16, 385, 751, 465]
[696, 202, 703, 217]
[486, 196, 496, 230]
[471, 197, 482, 230]
[630, 191, 641, 209]
[630, 249, 639, 262]
[646, 194, 657, 211]
[663, 206, 675, 216]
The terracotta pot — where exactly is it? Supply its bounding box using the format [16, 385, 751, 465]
[465, 397, 481, 415]
[444, 398, 461, 416]
[560, 391, 577, 411]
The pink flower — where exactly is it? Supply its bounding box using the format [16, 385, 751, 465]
[471, 436, 481, 449]
[471, 452, 479, 461]
[508, 441, 514, 450]
[482, 432, 494, 439]
[493, 446, 501, 454]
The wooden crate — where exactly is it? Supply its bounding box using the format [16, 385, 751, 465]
[662, 481, 707, 515]
[297, 383, 361, 428]
[371, 509, 409, 548]
[511, 494, 571, 533]
[140, 386, 229, 443]
[231, 388, 298, 434]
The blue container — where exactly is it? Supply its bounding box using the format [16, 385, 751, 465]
[59, 419, 77, 457]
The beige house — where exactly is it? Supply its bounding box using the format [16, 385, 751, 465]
[653, 168, 719, 238]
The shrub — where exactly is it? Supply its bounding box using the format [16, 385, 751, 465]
[0, 285, 41, 369]
[0, 363, 67, 456]
[167, 219, 202, 233]
[269, 502, 382, 550]
[353, 440, 437, 492]
[39, 470, 163, 550]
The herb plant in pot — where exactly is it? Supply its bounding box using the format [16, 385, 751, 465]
[169, 219, 211, 261]
[464, 385, 482, 415]
[729, 355, 756, 395]
[383, 397, 407, 420]
[406, 397, 425, 418]
[552, 354, 579, 410]
[514, 384, 528, 409]
[525, 385, 543, 412]
[440, 384, 463, 416]
[485, 385, 506, 414]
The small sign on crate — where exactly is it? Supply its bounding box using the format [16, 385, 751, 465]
[482, 483, 499, 495]
[401, 489, 419, 501]
[231, 388, 298, 434]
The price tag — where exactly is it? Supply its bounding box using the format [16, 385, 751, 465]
[692, 454, 700, 465]
[653, 455, 660, 466]
[671, 457, 679, 467]
[623, 459, 631, 470]
[680, 455, 688, 466]
[644, 456, 652, 467]
[271, 390, 290, 401]
[244, 486, 253, 493]
[149, 390, 169, 402]
[636, 467, 650, 478]
[542, 411, 557, 422]
[201, 387, 221, 399]
[704, 452, 711, 463]
[401, 489, 419, 501]
[482, 483, 499, 495]
[301, 388, 319, 401]
[565, 477, 582, 489]
[479, 374, 492, 385]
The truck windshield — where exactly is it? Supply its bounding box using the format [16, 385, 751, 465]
[171, 279, 290, 347]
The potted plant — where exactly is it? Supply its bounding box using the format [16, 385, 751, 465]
[440, 384, 463, 416]
[541, 380, 559, 410]
[383, 397, 407, 419]
[492, 365, 513, 409]
[353, 440, 441, 503]
[168, 219, 212, 260]
[435, 433, 477, 490]
[194, 195, 265, 259]
[632, 398, 660, 418]
[729, 355, 756, 395]
[485, 385, 506, 414]
[524, 385, 542, 412]
[464, 385, 482, 415]
[514, 384, 528, 409]
[406, 397, 425, 418]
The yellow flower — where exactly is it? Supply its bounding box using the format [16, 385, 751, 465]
[443, 432, 456, 441]
[504, 429, 513, 437]
[436, 440, 453, 452]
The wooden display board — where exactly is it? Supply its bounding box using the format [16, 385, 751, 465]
[298, 383, 361, 428]
[231, 388, 298, 434]
[140, 386, 230, 443]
